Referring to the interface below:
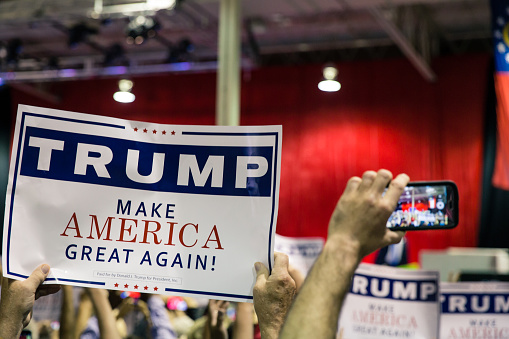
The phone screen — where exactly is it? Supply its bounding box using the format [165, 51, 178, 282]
[386, 181, 458, 230]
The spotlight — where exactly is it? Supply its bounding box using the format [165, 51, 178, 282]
[147, 0, 177, 10]
[68, 23, 98, 49]
[318, 65, 341, 92]
[114, 79, 135, 103]
[104, 43, 127, 66]
[166, 38, 194, 63]
[6, 39, 23, 65]
[126, 16, 160, 45]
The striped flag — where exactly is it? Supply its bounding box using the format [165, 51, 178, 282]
[491, 0, 509, 189]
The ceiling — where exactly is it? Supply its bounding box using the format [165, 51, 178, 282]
[0, 0, 492, 83]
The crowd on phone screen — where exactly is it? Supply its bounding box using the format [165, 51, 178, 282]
[0, 169, 409, 339]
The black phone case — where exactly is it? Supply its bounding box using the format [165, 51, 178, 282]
[387, 180, 459, 231]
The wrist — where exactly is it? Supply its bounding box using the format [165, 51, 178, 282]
[0, 315, 23, 339]
[323, 233, 362, 267]
[259, 324, 282, 339]
[308, 234, 362, 299]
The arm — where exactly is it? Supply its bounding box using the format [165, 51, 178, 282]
[59, 285, 76, 339]
[147, 295, 178, 339]
[204, 299, 230, 339]
[74, 291, 93, 339]
[0, 264, 60, 339]
[253, 252, 296, 339]
[232, 303, 254, 339]
[279, 169, 409, 339]
[85, 288, 121, 339]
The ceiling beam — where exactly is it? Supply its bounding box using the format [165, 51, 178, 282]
[369, 6, 437, 82]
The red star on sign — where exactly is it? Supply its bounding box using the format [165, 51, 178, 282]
[162, 130, 166, 135]
[134, 127, 138, 132]
[144, 286, 148, 290]
[134, 285, 138, 289]
[124, 284, 129, 288]
[143, 128, 148, 133]
[114, 283, 119, 288]
[152, 129, 157, 134]
[154, 286, 158, 291]
[171, 131, 176, 135]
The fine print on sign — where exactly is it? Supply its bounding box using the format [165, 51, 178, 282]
[2, 105, 282, 303]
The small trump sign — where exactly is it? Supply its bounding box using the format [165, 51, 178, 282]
[2, 105, 282, 302]
[338, 263, 440, 339]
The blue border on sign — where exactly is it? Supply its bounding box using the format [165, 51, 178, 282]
[6, 111, 279, 297]
[164, 287, 254, 300]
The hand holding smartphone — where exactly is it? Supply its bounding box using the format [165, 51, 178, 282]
[386, 181, 459, 231]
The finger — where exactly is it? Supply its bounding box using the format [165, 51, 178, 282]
[272, 252, 290, 276]
[254, 262, 269, 285]
[23, 310, 33, 328]
[24, 264, 50, 293]
[382, 230, 405, 247]
[210, 307, 219, 327]
[217, 306, 226, 323]
[343, 176, 362, 195]
[217, 300, 229, 310]
[371, 169, 393, 193]
[288, 265, 305, 292]
[357, 171, 377, 191]
[36, 285, 61, 300]
[383, 173, 410, 204]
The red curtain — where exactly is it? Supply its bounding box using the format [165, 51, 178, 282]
[11, 53, 489, 263]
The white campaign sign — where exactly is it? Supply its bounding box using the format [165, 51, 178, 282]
[440, 282, 509, 338]
[338, 263, 440, 339]
[274, 234, 323, 276]
[2, 105, 282, 303]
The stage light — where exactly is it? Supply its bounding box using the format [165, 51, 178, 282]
[147, 0, 177, 10]
[114, 79, 135, 103]
[45, 56, 59, 70]
[166, 38, 194, 63]
[68, 23, 98, 49]
[6, 39, 23, 65]
[318, 65, 341, 92]
[114, 91, 135, 103]
[318, 79, 341, 92]
[104, 43, 127, 66]
[126, 16, 160, 45]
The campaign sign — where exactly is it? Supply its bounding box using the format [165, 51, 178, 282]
[274, 234, 323, 276]
[2, 105, 282, 303]
[338, 263, 440, 339]
[440, 282, 509, 338]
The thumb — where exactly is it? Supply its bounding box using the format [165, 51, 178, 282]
[254, 262, 269, 283]
[24, 264, 50, 292]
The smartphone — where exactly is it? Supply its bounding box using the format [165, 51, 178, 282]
[386, 181, 458, 230]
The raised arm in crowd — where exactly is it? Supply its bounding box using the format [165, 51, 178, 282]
[253, 169, 409, 339]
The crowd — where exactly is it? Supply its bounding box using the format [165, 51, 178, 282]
[0, 169, 409, 339]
